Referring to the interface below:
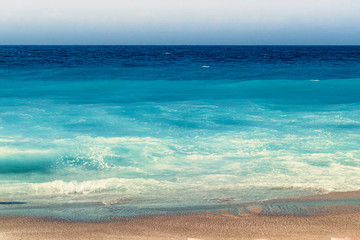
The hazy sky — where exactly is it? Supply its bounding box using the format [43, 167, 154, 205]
[1, 0, 359, 45]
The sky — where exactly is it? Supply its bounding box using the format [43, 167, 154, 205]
[0, 0, 359, 45]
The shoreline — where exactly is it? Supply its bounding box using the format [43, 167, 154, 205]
[234, 190, 360, 217]
[1, 190, 360, 239]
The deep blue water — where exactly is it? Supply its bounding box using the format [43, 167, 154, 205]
[0, 46, 360, 220]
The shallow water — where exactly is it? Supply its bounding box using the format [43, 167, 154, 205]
[0, 46, 359, 220]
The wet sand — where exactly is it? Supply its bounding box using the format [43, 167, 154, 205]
[0, 191, 359, 240]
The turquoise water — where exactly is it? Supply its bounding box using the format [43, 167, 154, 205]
[0, 46, 359, 220]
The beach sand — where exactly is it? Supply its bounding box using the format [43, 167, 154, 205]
[0, 191, 359, 240]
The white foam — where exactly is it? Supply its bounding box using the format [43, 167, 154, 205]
[50, 134, 360, 193]
[102, 197, 133, 205]
[1, 129, 359, 203]
[30, 178, 166, 195]
[0, 147, 53, 156]
[0, 139, 16, 143]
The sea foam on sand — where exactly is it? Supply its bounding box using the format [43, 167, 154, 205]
[0, 191, 359, 240]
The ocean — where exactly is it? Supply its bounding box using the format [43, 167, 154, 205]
[0, 46, 359, 220]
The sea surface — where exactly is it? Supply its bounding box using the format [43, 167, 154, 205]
[0, 46, 360, 220]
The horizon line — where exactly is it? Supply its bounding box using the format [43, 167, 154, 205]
[1, 44, 360, 47]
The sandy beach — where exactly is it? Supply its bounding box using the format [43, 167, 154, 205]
[1, 191, 359, 240]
